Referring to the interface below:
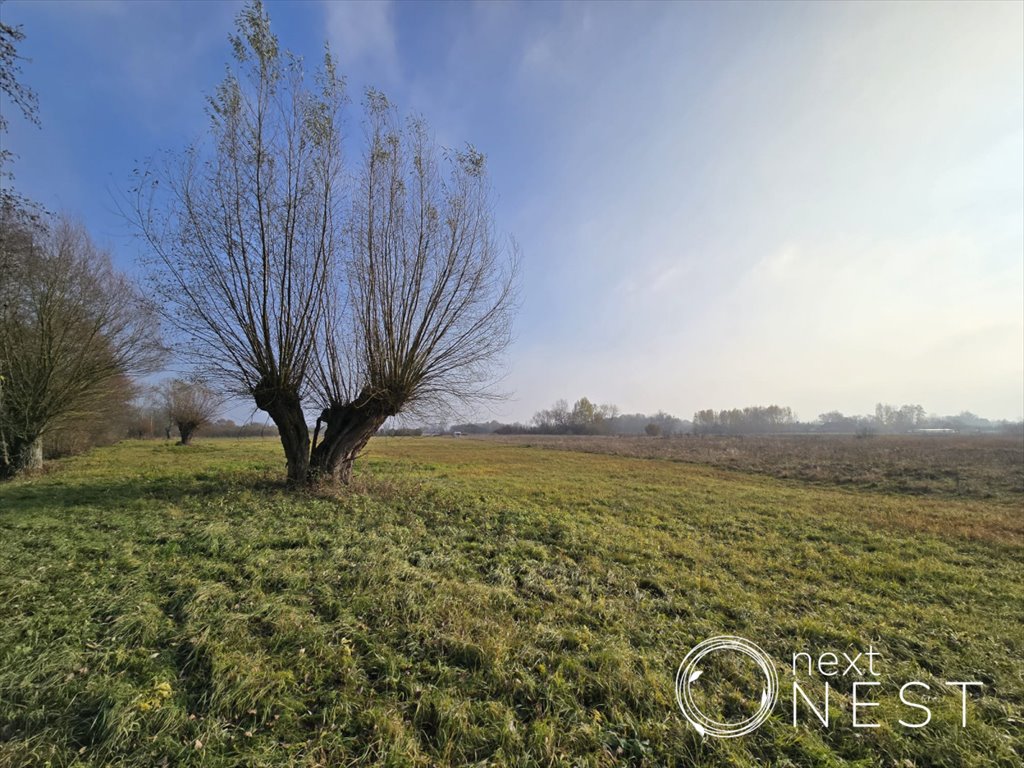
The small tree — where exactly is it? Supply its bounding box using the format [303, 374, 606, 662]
[644, 422, 661, 437]
[0, 213, 163, 476]
[132, 2, 516, 486]
[161, 378, 221, 445]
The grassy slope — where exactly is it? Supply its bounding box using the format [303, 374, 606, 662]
[0, 438, 1020, 767]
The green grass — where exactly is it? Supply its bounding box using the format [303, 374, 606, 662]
[0, 437, 1021, 767]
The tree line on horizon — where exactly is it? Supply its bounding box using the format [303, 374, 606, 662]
[431, 398, 1022, 438]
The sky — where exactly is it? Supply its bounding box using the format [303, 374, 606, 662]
[3, 0, 1022, 423]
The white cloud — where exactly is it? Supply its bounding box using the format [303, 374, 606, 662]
[517, 4, 596, 84]
[323, 0, 400, 84]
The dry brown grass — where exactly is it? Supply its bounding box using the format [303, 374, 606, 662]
[478, 433, 1024, 503]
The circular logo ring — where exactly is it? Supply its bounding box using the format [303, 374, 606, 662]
[675, 635, 779, 738]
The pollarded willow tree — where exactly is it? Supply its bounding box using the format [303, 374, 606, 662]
[131, 2, 517, 486]
[161, 378, 221, 446]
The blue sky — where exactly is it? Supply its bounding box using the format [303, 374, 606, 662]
[3, 0, 1022, 422]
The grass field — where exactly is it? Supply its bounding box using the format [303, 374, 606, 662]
[0, 437, 1021, 767]
[483, 433, 1024, 501]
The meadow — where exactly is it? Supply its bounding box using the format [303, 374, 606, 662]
[483, 433, 1024, 501]
[0, 436, 1021, 767]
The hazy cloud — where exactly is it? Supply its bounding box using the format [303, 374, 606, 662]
[323, 0, 400, 85]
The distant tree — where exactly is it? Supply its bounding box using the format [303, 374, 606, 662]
[131, 2, 516, 486]
[874, 402, 926, 433]
[449, 420, 503, 435]
[818, 410, 868, 434]
[161, 378, 221, 445]
[648, 410, 686, 437]
[494, 422, 532, 434]
[897, 404, 925, 431]
[644, 422, 661, 437]
[946, 411, 987, 432]
[819, 410, 845, 427]
[548, 399, 570, 430]
[533, 399, 570, 432]
[569, 397, 605, 433]
[0, 215, 163, 476]
[379, 426, 423, 437]
[693, 409, 717, 436]
[531, 397, 620, 434]
[203, 418, 278, 439]
[692, 405, 797, 435]
[874, 403, 894, 430]
[571, 397, 597, 427]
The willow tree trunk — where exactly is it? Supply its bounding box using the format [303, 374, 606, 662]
[176, 423, 196, 445]
[253, 382, 310, 486]
[2, 436, 43, 478]
[255, 380, 391, 487]
[19, 437, 42, 472]
[309, 401, 390, 486]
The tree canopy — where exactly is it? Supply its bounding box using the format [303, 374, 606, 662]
[0, 214, 163, 475]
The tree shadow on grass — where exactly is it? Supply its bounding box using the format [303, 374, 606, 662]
[0, 470, 290, 516]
